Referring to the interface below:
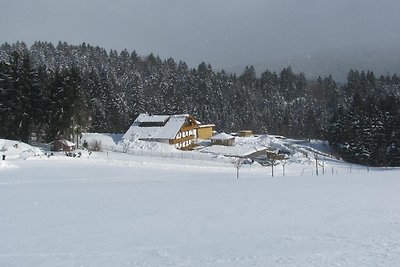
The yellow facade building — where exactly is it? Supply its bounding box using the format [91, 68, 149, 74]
[196, 124, 215, 139]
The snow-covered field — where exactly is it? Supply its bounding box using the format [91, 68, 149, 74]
[1, 138, 400, 266]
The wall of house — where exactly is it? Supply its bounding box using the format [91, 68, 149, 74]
[239, 130, 253, 137]
[197, 127, 213, 139]
[51, 142, 63, 151]
[51, 142, 75, 152]
[172, 126, 197, 150]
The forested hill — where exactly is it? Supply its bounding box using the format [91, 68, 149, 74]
[1, 41, 400, 166]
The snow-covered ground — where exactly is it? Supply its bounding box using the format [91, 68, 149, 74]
[1, 137, 400, 266]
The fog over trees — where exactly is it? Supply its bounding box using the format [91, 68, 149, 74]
[2, 1, 400, 73]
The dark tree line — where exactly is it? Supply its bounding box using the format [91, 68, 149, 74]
[328, 70, 400, 166]
[1, 41, 399, 166]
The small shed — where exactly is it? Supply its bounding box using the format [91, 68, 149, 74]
[196, 124, 216, 139]
[50, 139, 76, 152]
[239, 130, 253, 137]
[210, 133, 235, 146]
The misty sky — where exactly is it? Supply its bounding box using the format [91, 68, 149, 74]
[1, 0, 400, 69]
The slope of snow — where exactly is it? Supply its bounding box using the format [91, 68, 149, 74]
[0, 161, 17, 169]
[200, 144, 262, 157]
[121, 138, 177, 153]
[1, 150, 400, 266]
[80, 133, 123, 151]
[0, 139, 44, 160]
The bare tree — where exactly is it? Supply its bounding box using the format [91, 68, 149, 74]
[122, 139, 132, 153]
[122, 134, 138, 153]
[282, 159, 288, 176]
[267, 152, 284, 177]
[270, 158, 276, 177]
[232, 158, 244, 179]
[89, 140, 102, 152]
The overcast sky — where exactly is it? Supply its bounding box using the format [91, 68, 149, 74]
[1, 0, 400, 69]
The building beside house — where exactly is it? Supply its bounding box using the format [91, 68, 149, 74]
[239, 130, 253, 137]
[50, 139, 76, 152]
[196, 123, 216, 139]
[122, 114, 198, 150]
[210, 132, 235, 146]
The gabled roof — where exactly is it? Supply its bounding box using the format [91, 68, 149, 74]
[210, 132, 235, 140]
[123, 114, 196, 140]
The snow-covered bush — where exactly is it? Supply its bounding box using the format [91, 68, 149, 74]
[89, 140, 102, 151]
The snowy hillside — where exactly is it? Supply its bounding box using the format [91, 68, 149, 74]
[1, 137, 399, 266]
[0, 139, 44, 160]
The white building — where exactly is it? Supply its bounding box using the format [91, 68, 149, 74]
[123, 114, 198, 150]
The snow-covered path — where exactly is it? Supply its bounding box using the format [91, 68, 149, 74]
[1, 159, 400, 266]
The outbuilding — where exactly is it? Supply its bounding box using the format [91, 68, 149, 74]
[239, 130, 253, 137]
[196, 124, 216, 139]
[210, 133, 235, 146]
[50, 139, 76, 152]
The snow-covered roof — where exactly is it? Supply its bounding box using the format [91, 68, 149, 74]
[62, 140, 76, 147]
[51, 139, 76, 147]
[201, 144, 261, 157]
[136, 114, 170, 124]
[198, 124, 216, 128]
[210, 133, 235, 140]
[123, 114, 195, 140]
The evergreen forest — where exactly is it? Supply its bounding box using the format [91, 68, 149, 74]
[1, 41, 400, 166]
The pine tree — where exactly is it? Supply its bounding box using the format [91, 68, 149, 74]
[0, 60, 12, 138]
[47, 69, 65, 140]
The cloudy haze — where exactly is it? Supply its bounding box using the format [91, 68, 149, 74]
[1, 0, 400, 71]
